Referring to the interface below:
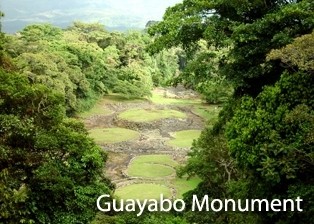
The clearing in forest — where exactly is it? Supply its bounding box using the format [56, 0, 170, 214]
[89, 128, 139, 143]
[80, 87, 218, 200]
[118, 108, 187, 122]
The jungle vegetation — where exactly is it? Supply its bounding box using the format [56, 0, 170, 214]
[147, 0, 314, 223]
[1, 0, 314, 223]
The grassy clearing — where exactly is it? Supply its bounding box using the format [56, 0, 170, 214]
[171, 177, 201, 199]
[118, 108, 187, 122]
[115, 184, 171, 201]
[78, 105, 113, 118]
[114, 154, 200, 200]
[78, 92, 211, 120]
[192, 104, 218, 120]
[126, 155, 178, 178]
[89, 128, 139, 143]
[140, 177, 201, 199]
[150, 93, 201, 105]
[78, 93, 146, 118]
[101, 92, 202, 106]
[102, 94, 147, 103]
[167, 130, 202, 148]
[127, 163, 174, 177]
[131, 155, 178, 167]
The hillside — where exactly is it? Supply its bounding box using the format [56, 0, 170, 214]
[0, 0, 181, 33]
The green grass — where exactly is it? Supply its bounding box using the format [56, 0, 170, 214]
[192, 105, 218, 120]
[78, 105, 113, 118]
[115, 184, 171, 201]
[142, 177, 201, 199]
[150, 93, 202, 105]
[131, 155, 178, 167]
[77, 93, 147, 118]
[127, 155, 178, 178]
[115, 177, 201, 200]
[115, 155, 201, 200]
[171, 177, 201, 199]
[118, 108, 187, 122]
[127, 164, 175, 178]
[102, 94, 146, 103]
[89, 128, 139, 143]
[167, 130, 202, 148]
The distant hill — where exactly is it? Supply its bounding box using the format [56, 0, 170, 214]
[0, 0, 181, 33]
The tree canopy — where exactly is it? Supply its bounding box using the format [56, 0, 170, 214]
[4, 22, 179, 114]
[148, 0, 314, 97]
[2, 0, 314, 222]
[0, 70, 114, 223]
[147, 0, 314, 223]
[0, 18, 179, 223]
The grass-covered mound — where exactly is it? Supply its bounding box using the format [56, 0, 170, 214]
[171, 177, 201, 198]
[192, 105, 217, 120]
[115, 184, 171, 201]
[166, 130, 202, 148]
[150, 93, 201, 105]
[118, 108, 186, 122]
[126, 155, 178, 178]
[132, 155, 178, 166]
[78, 106, 113, 118]
[89, 128, 139, 143]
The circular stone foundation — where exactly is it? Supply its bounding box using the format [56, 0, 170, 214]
[89, 128, 139, 143]
[126, 155, 177, 178]
[167, 130, 202, 148]
[118, 108, 187, 122]
[127, 163, 174, 178]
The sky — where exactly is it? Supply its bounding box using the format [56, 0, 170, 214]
[0, 0, 182, 33]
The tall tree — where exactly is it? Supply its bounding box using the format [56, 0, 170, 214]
[148, 0, 314, 223]
[147, 0, 314, 97]
[226, 30, 314, 223]
[0, 70, 113, 223]
[0, 11, 15, 71]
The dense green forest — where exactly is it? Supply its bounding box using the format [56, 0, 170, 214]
[3, 21, 180, 116]
[147, 0, 314, 223]
[0, 16, 181, 223]
[1, 0, 314, 223]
